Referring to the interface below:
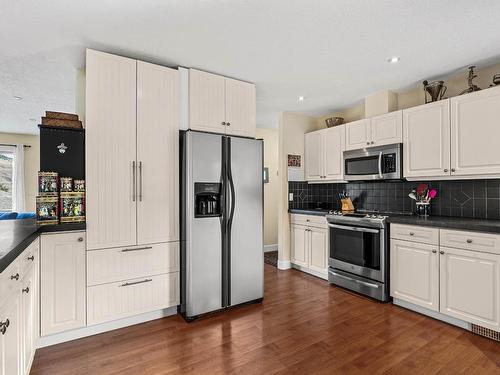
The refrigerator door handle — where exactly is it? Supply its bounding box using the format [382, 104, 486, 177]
[228, 162, 236, 230]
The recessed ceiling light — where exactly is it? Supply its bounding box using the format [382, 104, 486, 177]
[13, 96, 23, 100]
[298, 96, 305, 101]
[388, 56, 400, 63]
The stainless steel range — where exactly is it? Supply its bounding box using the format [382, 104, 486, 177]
[326, 210, 389, 301]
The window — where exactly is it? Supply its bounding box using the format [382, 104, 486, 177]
[0, 147, 15, 211]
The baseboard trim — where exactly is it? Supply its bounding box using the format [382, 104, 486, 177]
[277, 259, 291, 270]
[264, 244, 278, 252]
[37, 306, 178, 348]
[291, 263, 328, 280]
[393, 298, 471, 331]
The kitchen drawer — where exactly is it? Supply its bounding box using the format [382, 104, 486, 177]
[440, 229, 500, 255]
[0, 258, 20, 305]
[390, 224, 439, 245]
[290, 214, 327, 228]
[87, 272, 179, 325]
[87, 242, 180, 286]
[19, 238, 39, 276]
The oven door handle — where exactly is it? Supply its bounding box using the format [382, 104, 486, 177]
[328, 223, 380, 234]
[378, 151, 383, 179]
[329, 270, 380, 289]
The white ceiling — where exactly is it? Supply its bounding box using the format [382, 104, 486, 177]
[1, 0, 500, 134]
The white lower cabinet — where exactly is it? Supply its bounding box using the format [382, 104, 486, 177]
[0, 238, 38, 375]
[41, 231, 87, 336]
[440, 246, 500, 331]
[1, 293, 21, 375]
[390, 239, 439, 311]
[86, 241, 180, 325]
[87, 272, 179, 325]
[391, 224, 500, 332]
[291, 215, 328, 279]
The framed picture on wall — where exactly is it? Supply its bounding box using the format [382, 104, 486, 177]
[287, 154, 301, 168]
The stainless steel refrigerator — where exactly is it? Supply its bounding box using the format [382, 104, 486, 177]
[180, 130, 264, 320]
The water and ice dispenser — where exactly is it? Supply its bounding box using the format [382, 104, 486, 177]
[194, 182, 222, 218]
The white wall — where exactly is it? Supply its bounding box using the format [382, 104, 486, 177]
[256, 128, 279, 248]
[0, 133, 40, 211]
[277, 112, 322, 267]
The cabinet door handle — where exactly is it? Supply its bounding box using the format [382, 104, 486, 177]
[226, 122, 231, 126]
[139, 161, 143, 202]
[451, 168, 456, 172]
[366, 142, 370, 145]
[444, 169, 449, 173]
[78, 237, 84, 242]
[0, 319, 9, 335]
[371, 141, 374, 144]
[432, 250, 437, 254]
[132, 161, 136, 202]
[120, 278, 152, 287]
[27, 255, 34, 261]
[22, 287, 30, 294]
[120, 246, 153, 253]
[409, 232, 414, 236]
[221, 122, 226, 125]
[466, 239, 472, 243]
[439, 250, 445, 255]
[10, 273, 19, 281]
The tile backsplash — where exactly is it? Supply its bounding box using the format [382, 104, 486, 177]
[288, 179, 500, 220]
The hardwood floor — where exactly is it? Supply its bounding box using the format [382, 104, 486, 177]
[31, 265, 500, 374]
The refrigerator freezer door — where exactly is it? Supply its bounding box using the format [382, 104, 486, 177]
[186, 131, 224, 317]
[228, 137, 264, 306]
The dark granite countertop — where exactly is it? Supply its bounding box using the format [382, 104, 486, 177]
[386, 215, 500, 234]
[0, 219, 86, 273]
[288, 208, 332, 216]
[289, 208, 500, 234]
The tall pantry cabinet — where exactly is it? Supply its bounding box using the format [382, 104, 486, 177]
[85, 49, 179, 324]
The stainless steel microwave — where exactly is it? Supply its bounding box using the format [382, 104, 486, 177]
[343, 143, 402, 181]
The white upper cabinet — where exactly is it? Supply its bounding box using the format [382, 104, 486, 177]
[403, 99, 451, 178]
[305, 125, 345, 182]
[440, 246, 500, 332]
[189, 69, 256, 137]
[136, 61, 179, 244]
[225, 77, 256, 138]
[370, 110, 403, 147]
[345, 119, 371, 150]
[390, 239, 439, 311]
[86, 49, 138, 250]
[345, 112, 402, 151]
[324, 125, 345, 180]
[305, 131, 324, 181]
[189, 69, 227, 134]
[451, 86, 500, 176]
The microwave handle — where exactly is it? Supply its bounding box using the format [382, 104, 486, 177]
[378, 151, 383, 179]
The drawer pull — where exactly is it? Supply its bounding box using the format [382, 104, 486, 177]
[22, 287, 30, 294]
[466, 239, 473, 244]
[440, 250, 445, 255]
[120, 246, 153, 253]
[78, 237, 84, 242]
[120, 278, 153, 287]
[409, 232, 415, 236]
[27, 255, 35, 261]
[10, 273, 19, 281]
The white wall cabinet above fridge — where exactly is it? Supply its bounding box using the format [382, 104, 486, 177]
[187, 68, 256, 138]
[345, 110, 402, 151]
[305, 125, 345, 182]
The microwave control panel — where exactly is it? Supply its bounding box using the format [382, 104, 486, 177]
[382, 153, 397, 173]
